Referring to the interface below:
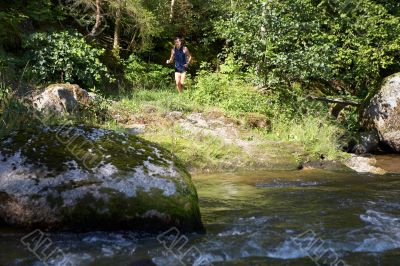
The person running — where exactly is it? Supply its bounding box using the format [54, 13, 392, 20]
[166, 37, 192, 93]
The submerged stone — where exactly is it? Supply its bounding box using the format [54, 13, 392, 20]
[0, 126, 203, 232]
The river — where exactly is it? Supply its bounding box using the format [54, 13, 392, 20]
[1, 168, 400, 265]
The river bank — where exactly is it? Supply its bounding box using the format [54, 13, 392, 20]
[110, 96, 400, 176]
[108, 89, 348, 174]
[5, 83, 398, 176]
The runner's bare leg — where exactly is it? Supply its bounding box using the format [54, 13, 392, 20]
[180, 72, 186, 91]
[175, 72, 183, 93]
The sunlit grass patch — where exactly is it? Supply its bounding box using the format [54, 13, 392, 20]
[143, 125, 247, 172]
[268, 115, 346, 160]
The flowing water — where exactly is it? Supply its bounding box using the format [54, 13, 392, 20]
[1, 167, 400, 266]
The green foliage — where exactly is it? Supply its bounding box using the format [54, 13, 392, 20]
[143, 126, 245, 172]
[143, 0, 228, 68]
[191, 59, 269, 115]
[338, 106, 361, 134]
[62, 0, 162, 52]
[0, 10, 26, 49]
[0, 80, 38, 138]
[270, 114, 344, 160]
[124, 54, 174, 90]
[2, 0, 394, 163]
[192, 72, 267, 115]
[0, 0, 59, 49]
[122, 0, 162, 52]
[76, 91, 113, 125]
[116, 88, 199, 113]
[217, 0, 400, 98]
[0, 75, 11, 105]
[0, 54, 8, 74]
[23, 31, 113, 88]
[0, 86, 114, 139]
[150, 0, 228, 40]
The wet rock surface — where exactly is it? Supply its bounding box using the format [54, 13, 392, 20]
[344, 155, 386, 175]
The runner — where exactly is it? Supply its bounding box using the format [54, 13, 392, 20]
[166, 37, 192, 93]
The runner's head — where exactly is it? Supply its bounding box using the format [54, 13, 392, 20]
[174, 37, 183, 48]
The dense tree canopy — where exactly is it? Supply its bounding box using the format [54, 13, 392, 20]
[0, 0, 399, 100]
[1, 0, 400, 161]
[216, 0, 400, 99]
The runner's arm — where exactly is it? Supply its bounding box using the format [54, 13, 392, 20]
[167, 49, 175, 64]
[184, 47, 192, 67]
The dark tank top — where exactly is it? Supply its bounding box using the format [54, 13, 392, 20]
[174, 46, 187, 73]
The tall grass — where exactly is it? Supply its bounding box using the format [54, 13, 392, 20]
[1, 60, 347, 163]
[269, 114, 345, 160]
[113, 73, 345, 161]
[191, 71, 270, 116]
[0, 78, 34, 138]
[143, 126, 246, 172]
[114, 88, 202, 113]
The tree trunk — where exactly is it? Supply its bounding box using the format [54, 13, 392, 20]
[90, 0, 102, 36]
[128, 27, 139, 51]
[170, 0, 176, 21]
[113, 0, 123, 57]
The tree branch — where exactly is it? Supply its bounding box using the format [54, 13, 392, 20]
[170, 0, 176, 22]
[90, 0, 102, 36]
[306, 95, 360, 107]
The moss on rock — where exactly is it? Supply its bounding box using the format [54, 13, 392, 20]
[0, 125, 203, 232]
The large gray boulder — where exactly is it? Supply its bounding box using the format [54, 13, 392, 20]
[363, 73, 400, 152]
[0, 126, 203, 232]
[32, 83, 90, 114]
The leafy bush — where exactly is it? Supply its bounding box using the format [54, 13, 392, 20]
[0, 81, 39, 138]
[124, 54, 174, 90]
[191, 61, 269, 115]
[23, 31, 113, 87]
[217, 0, 400, 98]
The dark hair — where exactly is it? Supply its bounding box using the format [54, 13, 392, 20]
[174, 37, 183, 42]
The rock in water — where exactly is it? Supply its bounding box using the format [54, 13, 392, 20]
[344, 155, 386, 175]
[364, 73, 400, 152]
[0, 126, 203, 232]
[32, 83, 90, 114]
